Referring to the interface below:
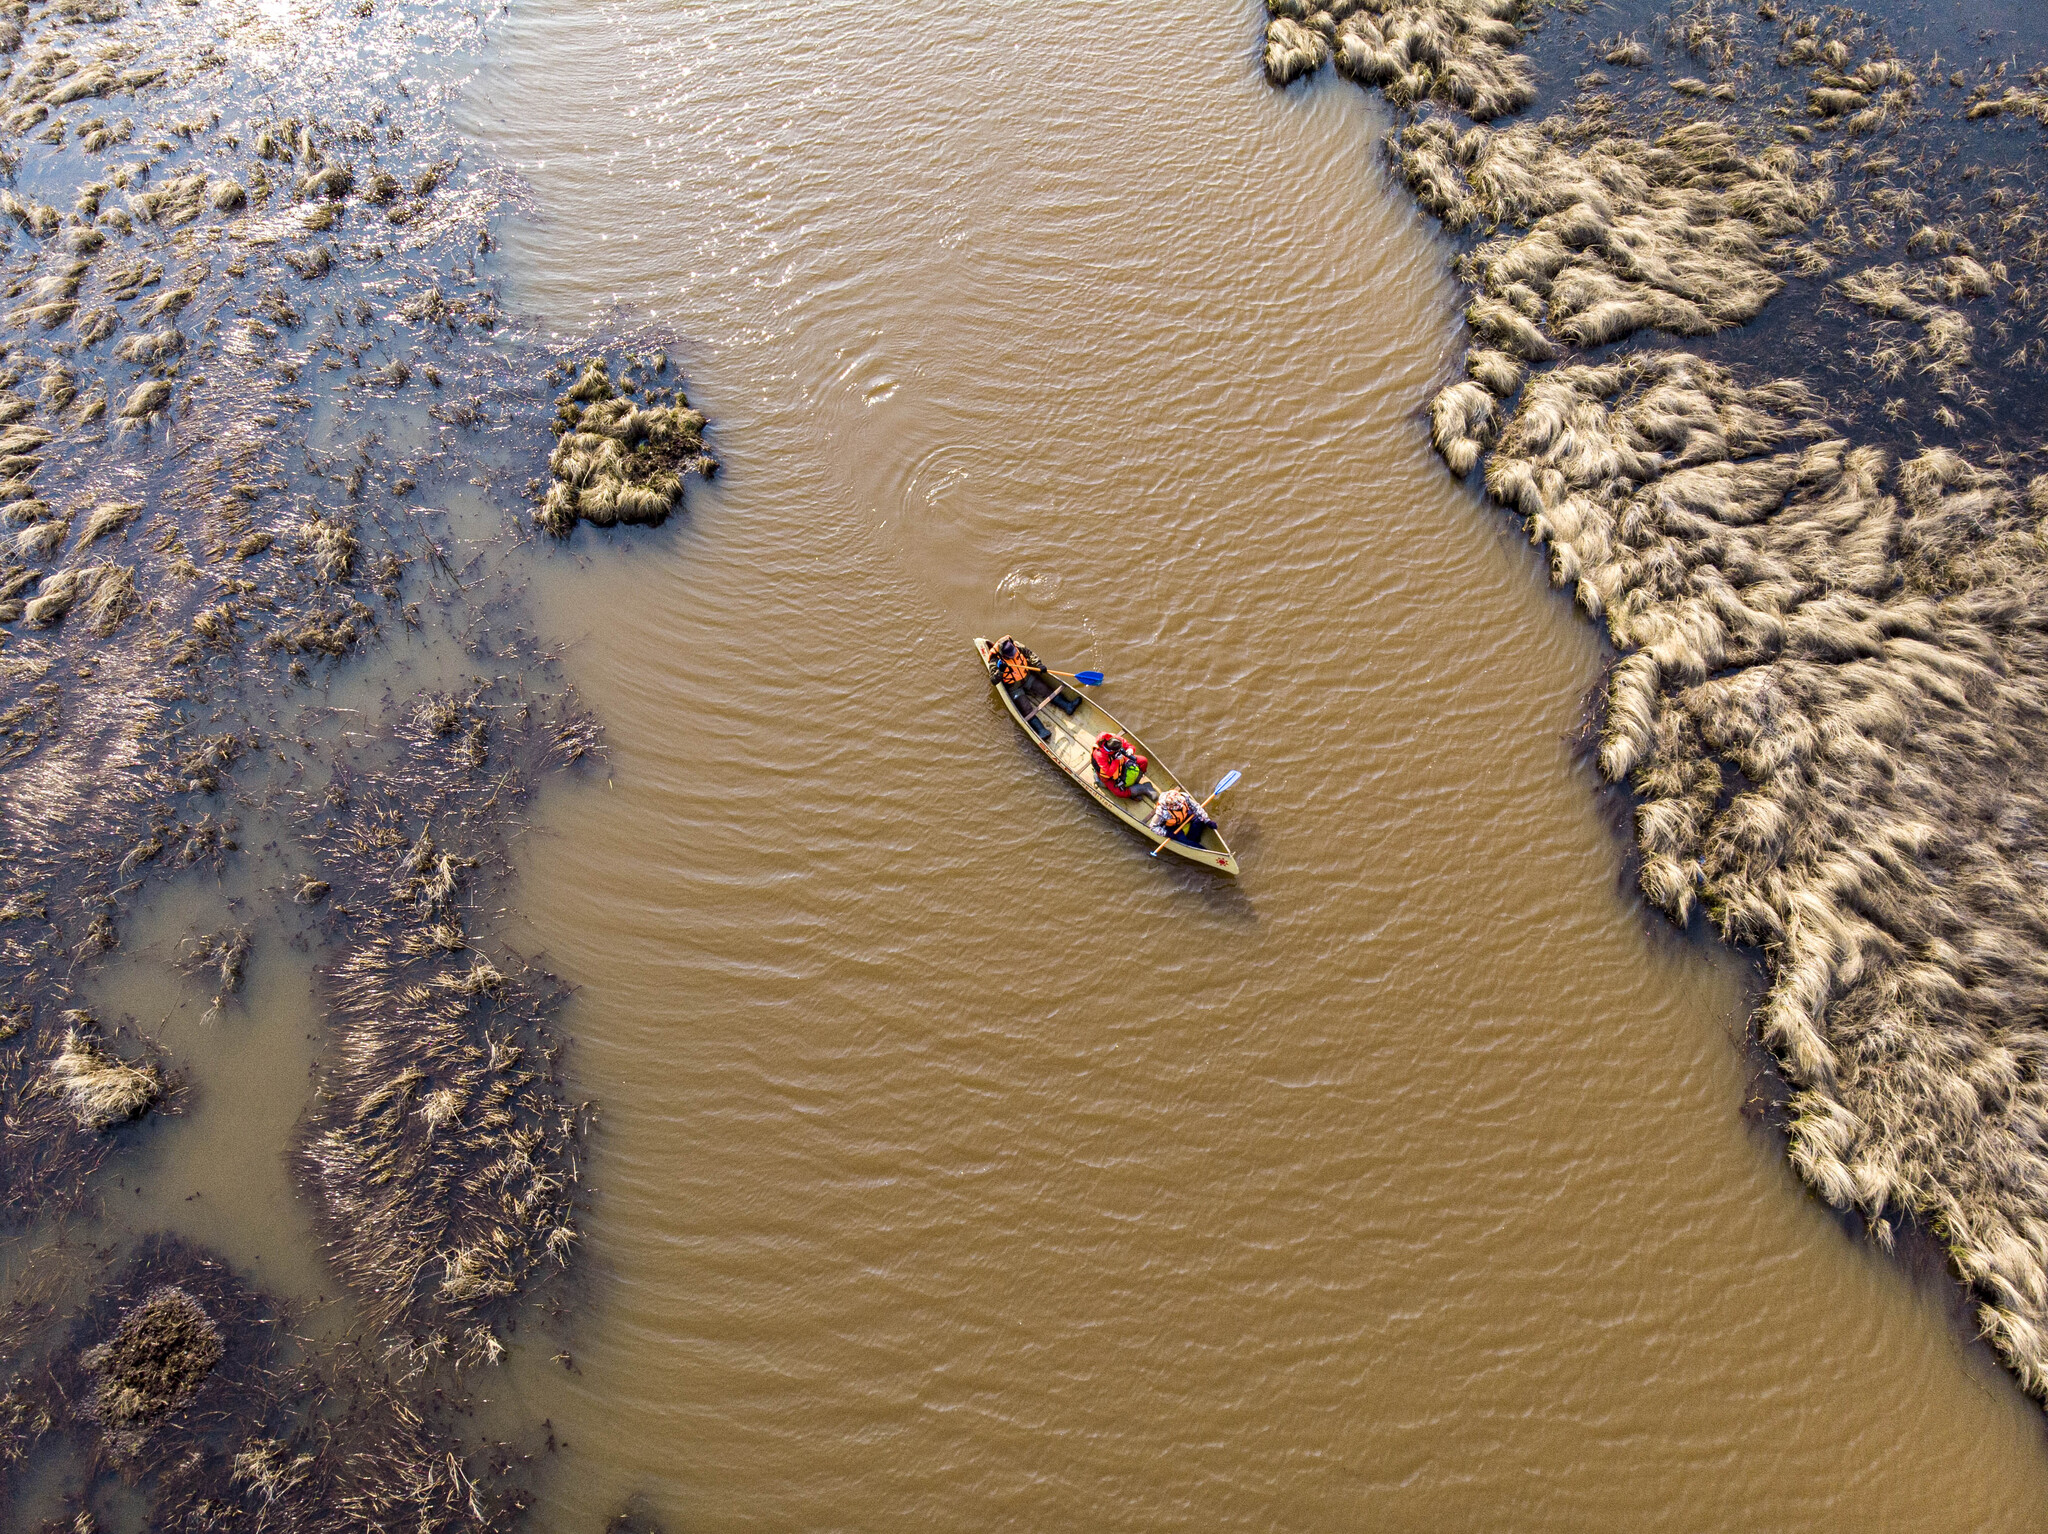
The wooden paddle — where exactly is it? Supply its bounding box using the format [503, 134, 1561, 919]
[1150, 770, 1241, 857]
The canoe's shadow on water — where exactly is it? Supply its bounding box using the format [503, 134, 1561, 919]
[1154, 823, 1260, 923]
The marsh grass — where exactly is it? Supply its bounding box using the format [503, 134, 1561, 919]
[293, 675, 599, 1338]
[538, 356, 716, 536]
[1267, 0, 1536, 119]
[1269, 0, 2048, 1402]
[0, 0, 716, 1521]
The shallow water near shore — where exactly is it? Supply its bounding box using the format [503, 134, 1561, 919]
[452, 1, 2048, 1528]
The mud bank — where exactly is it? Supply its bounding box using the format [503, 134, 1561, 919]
[0, 0, 711, 1526]
[1264, 0, 2048, 1401]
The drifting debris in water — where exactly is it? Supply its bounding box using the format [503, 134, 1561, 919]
[538, 357, 715, 536]
[606, 1495, 667, 1534]
[177, 926, 251, 1013]
[1270, 0, 2048, 1403]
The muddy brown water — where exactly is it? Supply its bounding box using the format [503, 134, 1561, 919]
[451, 1, 2048, 1529]
[27, 0, 2048, 1527]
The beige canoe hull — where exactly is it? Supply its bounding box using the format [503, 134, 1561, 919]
[975, 639, 1238, 876]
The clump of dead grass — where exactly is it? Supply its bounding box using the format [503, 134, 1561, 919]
[538, 357, 716, 536]
[80, 1286, 222, 1428]
[46, 1020, 162, 1129]
[1264, 0, 1536, 121]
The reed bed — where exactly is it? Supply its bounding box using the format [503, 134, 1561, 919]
[293, 671, 601, 1337]
[1269, 0, 2048, 1401]
[0, 0, 707, 1521]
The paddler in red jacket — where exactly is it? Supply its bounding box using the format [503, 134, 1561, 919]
[1091, 732, 1157, 801]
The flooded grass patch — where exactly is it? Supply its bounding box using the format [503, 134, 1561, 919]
[0, 0, 717, 1525]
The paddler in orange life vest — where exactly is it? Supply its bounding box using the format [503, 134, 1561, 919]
[988, 635, 1079, 740]
[1091, 732, 1158, 802]
[1148, 786, 1216, 846]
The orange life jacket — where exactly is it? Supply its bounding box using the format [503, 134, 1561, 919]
[997, 645, 1032, 686]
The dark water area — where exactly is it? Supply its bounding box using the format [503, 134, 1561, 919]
[1498, 0, 2048, 466]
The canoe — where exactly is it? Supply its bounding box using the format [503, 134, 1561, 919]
[975, 638, 1238, 876]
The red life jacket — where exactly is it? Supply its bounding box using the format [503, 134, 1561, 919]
[1093, 735, 1145, 798]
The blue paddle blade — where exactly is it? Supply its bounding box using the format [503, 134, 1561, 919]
[1211, 769, 1242, 797]
[1074, 670, 1105, 686]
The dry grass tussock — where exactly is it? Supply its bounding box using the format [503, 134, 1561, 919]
[538, 356, 716, 536]
[1265, 0, 1535, 121]
[1277, 0, 2048, 1403]
[47, 1020, 163, 1129]
[1, 1007, 168, 1222]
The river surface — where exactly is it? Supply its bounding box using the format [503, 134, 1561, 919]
[459, 2, 2048, 1528]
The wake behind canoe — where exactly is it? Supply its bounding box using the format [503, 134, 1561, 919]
[974, 638, 1237, 876]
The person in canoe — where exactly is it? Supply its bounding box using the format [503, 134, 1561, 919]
[988, 635, 1080, 738]
[1148, 785, 1216, 846]
[1091, 732, 1158, 802]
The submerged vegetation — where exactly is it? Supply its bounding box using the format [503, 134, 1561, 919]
[0, 0, 714, 1525]
[6, 1235, 532, 1530]
[1266, 0, 2048, 1400]
[80, 1283, 223, 1430]
[298, 680, 598, 1339]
